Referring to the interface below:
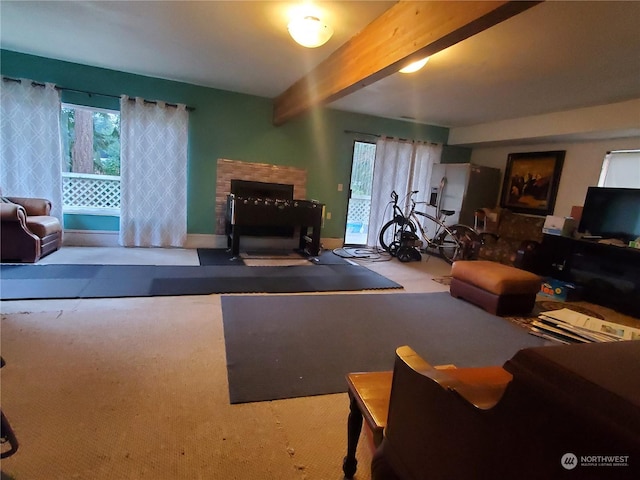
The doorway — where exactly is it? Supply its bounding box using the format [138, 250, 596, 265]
[344, 141, 376, 245]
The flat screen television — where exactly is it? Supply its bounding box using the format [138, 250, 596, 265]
[578, 187, 640, 243]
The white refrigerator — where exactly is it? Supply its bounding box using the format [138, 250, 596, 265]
[428, 163, 501, 226]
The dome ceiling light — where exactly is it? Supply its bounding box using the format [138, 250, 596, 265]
[288, 15, 333, 48]
[399, 56, 430, 74]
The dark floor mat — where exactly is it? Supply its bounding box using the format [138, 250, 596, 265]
[197, 248, 351, 266]
[197, 248, 245, 266]
[0, 263, 401, 299]
[221, 292, 547, 403]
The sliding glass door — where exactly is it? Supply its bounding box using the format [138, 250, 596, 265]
[344, 141, 376, 245]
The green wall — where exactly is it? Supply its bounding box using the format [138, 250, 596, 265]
[63, 214, 119, 231]
[441, 145, 472, 164]
[1, 49, 458, 238]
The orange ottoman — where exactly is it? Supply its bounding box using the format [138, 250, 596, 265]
[450, 260, 541, 316]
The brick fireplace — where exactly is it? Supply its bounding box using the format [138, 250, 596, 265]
[215, 158, 307, 234]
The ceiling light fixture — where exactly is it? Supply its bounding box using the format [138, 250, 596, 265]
[399, 56, 430, 74]
[288, 15, 333, 48]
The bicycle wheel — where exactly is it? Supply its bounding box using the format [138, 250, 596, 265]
[396, 244, 421, 263]
[378, 217, 417, 255]
[437, 224, 481, 263]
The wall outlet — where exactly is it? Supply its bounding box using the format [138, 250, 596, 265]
[326, 212, 332, 220]
[337, 184, 343, 192]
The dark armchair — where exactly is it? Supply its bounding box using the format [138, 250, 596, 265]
[476, 208, 545, 273]
[1, 196, 62, 262]
[372, 343, 640, 480]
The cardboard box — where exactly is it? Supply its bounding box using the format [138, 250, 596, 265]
[540, 278, 583, 301]
[543, 216, 576, 237]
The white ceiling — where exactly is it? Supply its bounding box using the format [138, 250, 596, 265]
[2, 1, 639, 132]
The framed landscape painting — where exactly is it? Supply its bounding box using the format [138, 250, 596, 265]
[500, 150, 565, 216]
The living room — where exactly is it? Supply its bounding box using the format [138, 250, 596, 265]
[1, 2, 639, 479]
[0, 2, 637, 251]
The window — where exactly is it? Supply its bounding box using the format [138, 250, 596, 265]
[598, 149, 640, 188]
[60, 104, 121, 214]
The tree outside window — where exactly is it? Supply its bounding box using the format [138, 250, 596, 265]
[61, 105, 121, 212]
[61, 105, 120, 175]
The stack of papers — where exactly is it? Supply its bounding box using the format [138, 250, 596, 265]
[529, 308, 640, 344]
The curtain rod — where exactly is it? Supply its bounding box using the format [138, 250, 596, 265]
[2, 76, 195, 111]
[345, 129, 381, 138]
[344, 129, 439, 146]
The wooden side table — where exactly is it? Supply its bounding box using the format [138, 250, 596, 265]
[0, 357, 19, 459]
[343, 371, 393, 479]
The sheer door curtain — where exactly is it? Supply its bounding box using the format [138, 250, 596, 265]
[119, 96, 188, 247]
[0, 78, 63, 220]
[367, 138, 442, 247]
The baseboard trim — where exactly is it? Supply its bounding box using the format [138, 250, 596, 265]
[63, 230, 345, 251]
[185, 234, 222, 249]
[63, 230, 120, 247]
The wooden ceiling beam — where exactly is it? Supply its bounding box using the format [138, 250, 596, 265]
[273, 1, 542, 126]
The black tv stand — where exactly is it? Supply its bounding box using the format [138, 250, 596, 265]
[541, 234, 640, 318]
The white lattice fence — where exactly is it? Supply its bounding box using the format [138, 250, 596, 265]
[63, 172, 120, 209]
[347, 196, 371, 223]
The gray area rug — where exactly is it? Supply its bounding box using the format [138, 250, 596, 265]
[221, 292, 547, 403]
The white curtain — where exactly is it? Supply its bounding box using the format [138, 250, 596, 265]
[119, 96, 188, 247]
[367, 138, 442, 247]
[0, 78, 63, 220]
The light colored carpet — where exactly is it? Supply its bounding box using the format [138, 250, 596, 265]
[242, 258, 312, 267]
[239, 251, 313, 267]
[1, 295, 373, 480]
[2, 248, 635, 479]
[38, 246, 200, 266]
[2, 247, 449, 480]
